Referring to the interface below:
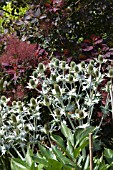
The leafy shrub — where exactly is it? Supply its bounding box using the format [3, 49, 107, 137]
[0, 0, 113, 64]
[78, 34, 113, 61]
[27, 57, 112, 129]
[0, 35, 50, 102]
[1, 0, 113, 62]
[0, 1, 29, 34]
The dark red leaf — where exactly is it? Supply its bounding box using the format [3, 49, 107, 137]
[82, 46, 93, 51]
[94, 39, 103, 45]
[84, 39, 91, 43]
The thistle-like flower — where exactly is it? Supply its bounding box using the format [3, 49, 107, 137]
[78, 110, 84, 118]
[1, 96, 6, 102]
[12, 101, 17, 106]
[61, 61, 66, 69]
[88, 64, 93, 74]
[38, 63, 45, 73]
[27, 79, 36, 89]
[68, 74, 73, 83]
[30, 98, 37, 106]
[54, 59, 60, 67]
[11, 114, 17, 123]
[19, 106, 23, 112]
[109, 68, 113, 78]
[74, 65, 79, 73]
[24, 125, 29, 132]
[90, 60, 94, 65]
[18, 101, 22, 106]
[44, 96, 51, 106]
[98, 55, 103, 64]
[54, 84, 61, 97]
[95, 70, 99, 77]
[55, 109, 60, 115]
[33, 71, 38, 78]
[70, 61, 75, 68]
[51, 74, 56, 82]
[81, 61, 85, 68]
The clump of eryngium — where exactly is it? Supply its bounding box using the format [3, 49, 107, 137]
[0, 97, 42, 156]
[0, 57, 111, 156]
[27, 57, 107, 128]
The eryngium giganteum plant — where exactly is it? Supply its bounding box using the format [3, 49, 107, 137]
[0, 57, 112, 157]
[27, 57, 111, 130]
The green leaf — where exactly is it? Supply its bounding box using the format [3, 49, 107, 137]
[29, 162, 36, 170]
[83, 154, 89, 170]
[66, 140, 74, 159]
[99, 164, 111, 170]
[38, 143, 54, 159]
[104, 148, 113, 164]
[11, 158, 30, 170]
[34, 156, 48, 166]
[73, 147, 81, 160]
[51, 134, 65, 151]
[52, 146, 78, 169]
[45, 159, 63, 170]
[63, 164, 78, 170]
[61, 123, 74, 147]
[25, 147, 33, 167]
[93, 156, 112, 170]
[38, 164, 44, 170]
[104, 148, 113, 158]
[74, 138, 88, 159]
[74, 126, 95, 146]
[52, 146, 69, 164]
